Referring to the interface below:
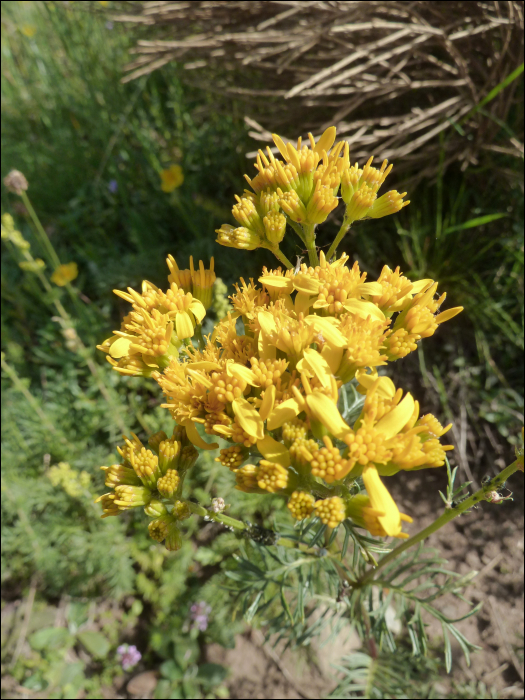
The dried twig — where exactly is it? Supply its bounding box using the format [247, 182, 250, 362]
[109, 1, 523, 180]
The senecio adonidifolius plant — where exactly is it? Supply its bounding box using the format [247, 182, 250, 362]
[95, 126, 465, 550]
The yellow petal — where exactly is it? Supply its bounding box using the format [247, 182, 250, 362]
[257, 434, 290, 467]
[356, 370, 396, 399]
[435, 307, 463, 324]
[227, 362, 258, 386]
[272, 133, 290, 161]
[321, 344, 343, 374]
[259, 275, 294, 293]
[305, 315, 346, 347]
[314, 126, 337, 154]
[259, 385, 276, 421]
[186, 368, 213, 389]
[375, 393, 415, 439]
[411, 279, 434, 294]
[305, 392, 348, 439]
[293, 274, 320, 295]
[258, 310, 278, 336]
[186, 361, 221, 372]
[175, 311, 194, 339]
[343, 299, 386, 322]
[358, 282, 384, 296]
[294, 291, 313, 315]
[267, 397, 301, 430]
[302, 348, 333, 388]
[362, 465, 403, 537]
[183, 420, 219, 450]
[142, 354, 160, 367]
[109, 337, 133, 359]
[189, 299, 206, 323]
[232, 397, 265, 440]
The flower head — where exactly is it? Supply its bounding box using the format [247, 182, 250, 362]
[160, 165, 184, 192]
[51, 263, 78, 286]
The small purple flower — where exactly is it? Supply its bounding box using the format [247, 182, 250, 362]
[189, 602, 212, 632]
[108, 179, 118, 194]
[117, 644, 141, 671]
[105, 21, 114, 30]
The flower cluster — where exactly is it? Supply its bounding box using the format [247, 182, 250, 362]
[96, 126, 462, 547]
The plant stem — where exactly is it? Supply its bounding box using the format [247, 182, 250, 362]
[194, 323, 205, 350]
[287, 219, 306, 244]
[302, 224, 319, 266]
[326, 212, 352, 261]
[355, 459, 521, 588]
[186, 500, 248, 531]
[20, 191, 61, 271]
[20, 191, 84, 313]
[271, 246, 294, 270]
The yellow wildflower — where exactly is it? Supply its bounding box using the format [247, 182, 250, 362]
[21, 25, 37, 38]
[287, 491, 315, 520]
[314, 497, 346, 528]
[51, 262, 78, 286]
[160, 165, 184, 193]
[362, 465, 413, 538]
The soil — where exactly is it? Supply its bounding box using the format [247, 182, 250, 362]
[206, 468, 524, 699]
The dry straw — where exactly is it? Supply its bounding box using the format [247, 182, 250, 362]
[111, 1, 523, 180]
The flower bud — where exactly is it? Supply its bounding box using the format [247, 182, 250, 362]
[148, 431, 169, 454]
[306, 183, 338, 224]
[368, 190, 409, 218]
[278, 189, 307, 224]
[216, 224, 262, 250]
[3, 169, 28, 195]
[144, 498, 168, 518]
[157, 468, 180, 497]
[158, 438, 181, 474]
[165, 521, 183, 551]
[263, 211, 286, 245]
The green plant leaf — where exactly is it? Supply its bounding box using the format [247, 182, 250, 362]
[195, 663, 228, 686]
[77, 630, 110, 658]
[29, 626, 74, 651]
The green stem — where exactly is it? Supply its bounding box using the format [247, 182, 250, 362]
[356, 459, 521, 588]
[20, 191, 83, 313]
[303, 224, 319, 266]
[326, 212, 352, 261]
[186, 501, 248, 531]
[20, 191, 61, 270]
[271, 246, 294, 270]
[194, 323, 205, 350]
[287, 218, 306, 244]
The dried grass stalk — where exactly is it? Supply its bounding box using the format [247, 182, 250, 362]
[112, 1, 524, 179]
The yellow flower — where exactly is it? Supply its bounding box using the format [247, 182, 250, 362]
[160, 165, 184, 193]
[167, 254, 216, 309]
[362, 465, 413, 538]
[51, 262, 78, 286]
[314, 497, 346, 528]
[287, 491, 315, 520]
[346, 492, 412, 539]
[21, 25, 37, 38]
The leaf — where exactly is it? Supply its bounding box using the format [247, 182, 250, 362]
[160, 660, 183, 682]
[77, 630, 110, 658]
[29, 626, 73, 651]
[443, 213, 506, 235]
[195, 663, 228, 686]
